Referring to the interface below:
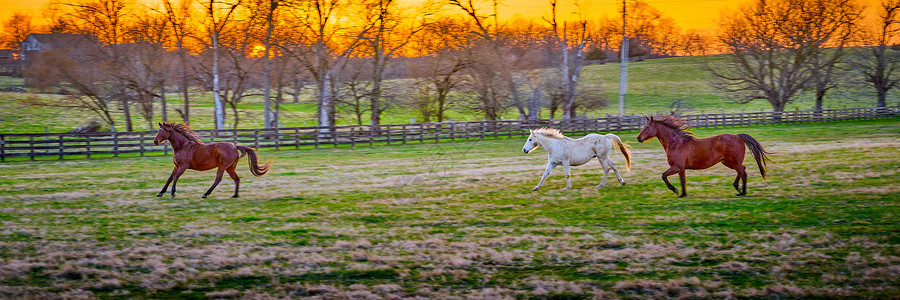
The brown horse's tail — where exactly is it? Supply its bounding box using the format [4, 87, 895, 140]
[738, 133, 772, 179]
[605, 133, 632, 171]
[236, 146, 271, 177]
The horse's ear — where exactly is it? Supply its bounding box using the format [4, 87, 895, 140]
[650, 116, 654, 122]
[158, 122, 163, 127]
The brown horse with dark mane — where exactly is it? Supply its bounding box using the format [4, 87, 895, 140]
[637, 116, 771, 197]
[154, 122, 270, 198]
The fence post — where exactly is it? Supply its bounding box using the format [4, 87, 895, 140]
[85, 135, 90, 159]
[139, 132, 145, 157]
[332, 126, 338, 147]
[58, 135, 64, 159]
[450, 121, 455, 141]
[1, 135, 5, 162]
[402, 124, 407, 144]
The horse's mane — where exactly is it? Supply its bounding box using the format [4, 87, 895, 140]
[161, 122, 204, 144]
[653, 115, 694, 139]
[533, 128, 566, 139]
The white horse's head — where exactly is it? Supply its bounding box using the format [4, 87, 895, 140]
[523, 130, 541, 154]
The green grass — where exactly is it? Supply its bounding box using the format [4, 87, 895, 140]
[0, 118, 897, 298]
[1, 54, 898, 133]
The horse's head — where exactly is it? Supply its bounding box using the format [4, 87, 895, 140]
[637, 116, 657, 143]
[154, 122, 170, 145]
[523, 130, 541, 154]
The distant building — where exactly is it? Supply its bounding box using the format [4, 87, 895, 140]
[20, 33, 97, 62]
[0, 49, 14, 62]
[0, 49, 20, 76]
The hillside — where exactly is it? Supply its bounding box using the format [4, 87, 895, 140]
[0, 55, 896, 133]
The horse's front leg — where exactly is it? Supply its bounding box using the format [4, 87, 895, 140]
[678, 170, 687, 198]
[533, 162, 556, 191]
[169, 165, 188, 199]
[661, 166, 681, 196]
[157, 166, 178, 197]
[563, 161, 572, 190]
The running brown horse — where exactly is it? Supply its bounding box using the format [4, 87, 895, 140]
[636, 115, 771, 197]
[154, 122, 270, 198]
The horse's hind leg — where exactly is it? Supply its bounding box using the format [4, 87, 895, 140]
[226, 165, 240, 198]
[597, 158, 610, 188]
[202, 167, 226, 199]
[725, 161, 748, 196]
[607, 157, 625, 185]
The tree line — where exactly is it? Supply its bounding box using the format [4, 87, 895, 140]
[0, 0, 897, 132]
[0, 0, 716, 132]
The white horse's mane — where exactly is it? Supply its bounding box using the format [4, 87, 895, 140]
[533, 128, 565, 139]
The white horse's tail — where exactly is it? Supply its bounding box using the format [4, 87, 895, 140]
[605, 134, 632, 171]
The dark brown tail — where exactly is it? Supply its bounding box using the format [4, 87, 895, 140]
[236, 146, 270, 177]
[738, 133, 772, 179]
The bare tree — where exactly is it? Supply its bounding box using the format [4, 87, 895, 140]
[285, 0, 370, 129]
[406, 17, 471, 122]
[162, 0, 197, 124]
[245, 0, 285, 128]
[24, 45, 123, 131]
[357, 0, 430, 128]
[449, 0, 529, 120]
[200, 0, 242, 130]
[1, 12, 34, 51]
[849, 0, 900, 109]
[120, 11, 173, 129]
[545, 0, 591, 119]
[710, 0, 862, 116]
[48, 0, 139, 130]
[799, 0, 862, 113]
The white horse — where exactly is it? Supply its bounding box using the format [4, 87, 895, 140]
[523, 128, 632, 191]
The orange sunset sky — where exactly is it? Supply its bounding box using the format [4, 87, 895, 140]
[0, 0, 886, 32]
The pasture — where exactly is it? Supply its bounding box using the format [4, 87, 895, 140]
[0, 119, 898, 298]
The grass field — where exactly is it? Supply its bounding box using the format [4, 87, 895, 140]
[0, 118, 897, 298]
[2, 54, 898, 133]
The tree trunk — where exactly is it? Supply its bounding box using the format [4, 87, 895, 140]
[318, 73, 334, 129]
[122, 98, 133, 132]
[181, 50, 190, 124]
[212, 30, 225, 130]
[160, 81, 168, 122]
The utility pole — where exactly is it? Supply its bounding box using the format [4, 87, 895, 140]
[618, 0, 628, 117]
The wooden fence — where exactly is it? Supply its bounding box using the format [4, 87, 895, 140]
[1, 106, 897, 161]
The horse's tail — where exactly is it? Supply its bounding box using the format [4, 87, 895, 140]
[236, 146, 271, 177]
[738, 133, 772, 179]
[605, 133, 632, 171]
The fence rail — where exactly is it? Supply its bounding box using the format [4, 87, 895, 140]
[2, 106, 897, 161]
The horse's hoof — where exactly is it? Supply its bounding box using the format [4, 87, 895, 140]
[678, 194, 687, 198]
[201, 194, 208, 199]
[532, 187, 540, 191]
[620, 182, 626, 186]
[170, 194, 175, 199]
[156, 193, 163, 197]
[736, 193, 746, 196]
[231, 195, 239, 198]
